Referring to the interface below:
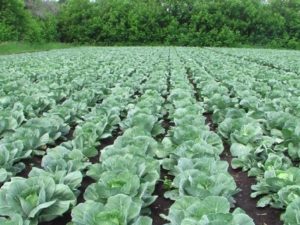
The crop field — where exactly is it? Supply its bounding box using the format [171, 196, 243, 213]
[0, 47, 300, 225]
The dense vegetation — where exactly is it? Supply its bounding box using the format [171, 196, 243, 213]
[1, 46, 300, 225]
[1, 0, 300, 48]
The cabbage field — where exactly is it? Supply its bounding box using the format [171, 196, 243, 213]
[0, 47, 300, 225]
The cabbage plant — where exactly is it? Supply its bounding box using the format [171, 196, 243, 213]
[0, 176, 76, 225]
[70, 194, 151, 225]
[162, 196, 254, 225]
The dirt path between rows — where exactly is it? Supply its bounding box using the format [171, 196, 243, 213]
[204, 112, 283, 225]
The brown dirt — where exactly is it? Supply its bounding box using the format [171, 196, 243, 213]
[134, 90, 142, 98]
[141, 78, 147, 84]
[221, 143, 283, 225]
[18, 155, 42, 178]
[51, 124, 76, 147]
[77, 175, 95, 204]
[203, 112, 218, 131]
[89, 126, 122, 164]
[186, 67, 201, 102]
[58, 97, 67, 104]
[155, 112, 174, 142]
[150, 168, 174, 225]
[39, 213, 71, 225]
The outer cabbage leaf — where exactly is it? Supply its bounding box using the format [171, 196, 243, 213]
[163, 196, 254, 225]
[71, 195, 145, 225]
[281, 198, 300, 225]
[0, 176, 76, 225]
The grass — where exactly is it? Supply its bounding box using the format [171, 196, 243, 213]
[0, 42, 75, 55]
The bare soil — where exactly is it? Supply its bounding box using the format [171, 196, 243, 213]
[150, 168, 174, 225]
[150, 68, 174, 225]
[204, 112, 283, 225]
[221, 143, 283, 225]
[203, 112, 218, 131]
[39, 213, 72, 225]
[18, 155, 42, 178]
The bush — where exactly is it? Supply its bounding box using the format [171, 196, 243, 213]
[0, 22, 16, 42]
[1, 0, 300, 49]
[23, 17, 43, 43]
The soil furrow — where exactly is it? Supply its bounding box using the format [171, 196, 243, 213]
[205, 112, 283, 225]
[185, 64, 284, 225]
[150, 168, 174, 225]
[186, 67, 201, 102]
[221, 142, 283, 225]
[150, 52, 174, 225]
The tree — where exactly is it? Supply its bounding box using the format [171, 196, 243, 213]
[1, 0, 299, 48]
[0, 0, 32, 41]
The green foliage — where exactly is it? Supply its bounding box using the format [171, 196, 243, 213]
[251, 167, 300, 208]
[0, 22, 17, 42]
[0, 42, 73, 55]
[2, 45, 300, 224]
[0, 176, 76, 225]
[70, 194, 152, 225]
[282, 198, 300, 225]
[162, 196, 255, 225]
[56, 0, 300, 48]
[23, 17, 43, 43]
[163, 176, 173, 190]
[0, 0, 58, 43]
[0, 0, 28, 41]
[1, 0, 300, 48]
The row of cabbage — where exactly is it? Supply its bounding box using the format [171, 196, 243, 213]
[0, 47, 141, 140]
[0, 46, 148, 138]
[156, 49, 255, 225]
[0, 46, 168, 178]
[0, 70, 141, 225]
[68, 58, 169, 225]
[0, 48, 148, 184]
[209, 47, 300, 74]
[2, 46, 296, 224]
[0, 48, 168, 224]
[179, 47, 300, 225]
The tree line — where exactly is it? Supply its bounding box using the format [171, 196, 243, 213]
[1, 0, 300, 49]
